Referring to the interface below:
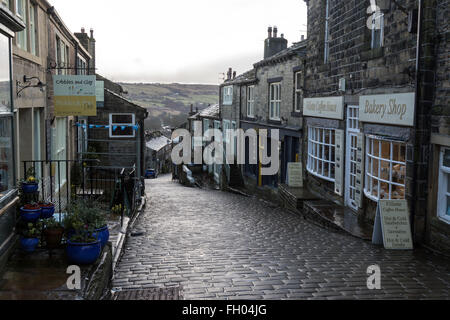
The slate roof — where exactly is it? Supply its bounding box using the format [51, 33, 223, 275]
[146, 135, 172, 152]
[222, 69, 257, 86]
[199, 104, 220, 119]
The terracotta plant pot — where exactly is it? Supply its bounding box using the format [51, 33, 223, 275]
[44, 227, 64, 249]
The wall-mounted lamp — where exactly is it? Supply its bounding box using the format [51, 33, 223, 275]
[16, 75, 47, 97]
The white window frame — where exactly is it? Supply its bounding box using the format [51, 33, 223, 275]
[15, 0, 27, 51]
[223, 86, 233, 105]
[364, 136, 406, 202]
[294, 72, 302, 113]
[52, 117, 67, 190]
[269, 82, 281, 121]
[437, 148, 450, 223]
[371, 12, 384, 49]
[324, 0, 330, 63]
[307, 126, 336, 182]
[29, 1, 37, 56]
[109, 113, 136, 138]
[247, 85, 255, 118]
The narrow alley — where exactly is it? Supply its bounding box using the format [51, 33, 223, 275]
[112, 175, 450, 300]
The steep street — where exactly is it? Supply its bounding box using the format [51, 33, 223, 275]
[113, 175, 450, 300]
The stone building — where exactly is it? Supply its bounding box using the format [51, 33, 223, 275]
[145, 131, 172, 174]
[219, 27, 307, 197]
[0, 0, 25, 273]
[301, 0, 449, 252]
[426, 0, 450, 253]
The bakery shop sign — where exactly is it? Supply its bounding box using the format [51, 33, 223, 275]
[359, 93, 415, 127]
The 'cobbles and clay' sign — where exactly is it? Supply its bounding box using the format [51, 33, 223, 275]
[303, 96, 344, 120]
[372, 200, 413, 250]
[287, 162, 303, 188]
[359, 92, 415, 127]
[54, 75, 97, 116]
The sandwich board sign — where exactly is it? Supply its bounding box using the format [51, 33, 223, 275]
[287, 162, 303, 188]
[372, 200, 413, 250]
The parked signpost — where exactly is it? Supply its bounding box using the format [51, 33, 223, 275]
[287, 162, 303, 188]
[372, 200, 413, 250]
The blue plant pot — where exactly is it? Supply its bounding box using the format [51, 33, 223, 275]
[92, 226, 109, 248]
[21, 237, 39, 253]
[20, 207, 42, 223]
[22, 183, 39, 193]
[40, 205, 55, 219]
[66, 240, 102, 265]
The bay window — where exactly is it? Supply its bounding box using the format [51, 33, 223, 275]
[365, 136, 406, 201]
[307, 127, 336, 182]
[437, 148, 450, 223]
[0, 32, 14, 198]
[269, 82, 281, 120]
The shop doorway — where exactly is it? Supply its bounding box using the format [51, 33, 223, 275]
[345, 106, 360, 211]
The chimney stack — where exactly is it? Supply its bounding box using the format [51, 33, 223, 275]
[264, 26, 288, 59]
[233, 71, 236, 79]
[268, 26, 273, 38]
[90, 28, 94, 39]
[81, 27, 85, 33]
[227, 68, 232, 80]
[301, 34, 305, 41]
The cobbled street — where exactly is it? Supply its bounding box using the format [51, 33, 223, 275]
[113, 175, 450, 300]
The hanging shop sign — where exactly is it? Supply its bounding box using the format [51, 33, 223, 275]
[372, 200, 413, 250]
[303, 96, 344, 120]
[96, 80, 104, 108]
[334, 129, 345, 196]
[287, 162, 303, 188]
[54, 75, 96, 116]
[359, 92, 415, 127]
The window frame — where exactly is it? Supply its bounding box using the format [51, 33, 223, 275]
[371, 11, 384, 49]
[28, 1, 37, 56]
[109, 113, 136, 138]
[269, 82, 281, 121]
[294, 71, 303, 113]
[364, 136, 406, 202]
[222, 85, 233, 106]
[247, 85, 255, 118]
[307, 126, 336, 182]
[437, 148, 450, 223]
[15, 0, 27, 51]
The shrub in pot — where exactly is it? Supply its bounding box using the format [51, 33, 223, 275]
[20, 222, 42, 253]
[21, 168, 40, 194]
[66, 218, 101, 265]
[39, 202, 55, 219]
[20, 202, 42, 223]
[43, 218, 64, 249]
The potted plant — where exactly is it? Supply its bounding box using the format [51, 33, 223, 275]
[20, 222, 42, 253]
[39, 201, 55, 219]
[43, 218, 64, 249]
[21, 168, 39, 194]
[68, 200, 109, 248]
[66, 216, 101, 265]
[20, 202, 42, 223]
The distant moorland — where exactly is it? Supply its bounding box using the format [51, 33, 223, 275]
[119, 83, 219, 131]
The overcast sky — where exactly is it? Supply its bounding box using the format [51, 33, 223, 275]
[50, 0, 307, 84]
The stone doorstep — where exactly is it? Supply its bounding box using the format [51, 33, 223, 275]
[302, 200, 374, 241]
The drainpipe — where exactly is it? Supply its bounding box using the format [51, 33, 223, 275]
[410, 0, 423, 241]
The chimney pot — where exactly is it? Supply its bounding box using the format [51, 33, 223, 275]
[233, 71, 236, 79]
[90, 28, 94, 38]
[81, 27, 85, 33]
[268, 26, 273, 38]
[281, 33, 284, 39]
[273, 26, 278, 38]
[301, 35, 305, 41]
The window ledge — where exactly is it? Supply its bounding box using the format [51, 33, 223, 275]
[268, 119, 282, 125]
[307, 168, 335, 183]
[360, 47, 384, 61]
[291, 112, 302, 118]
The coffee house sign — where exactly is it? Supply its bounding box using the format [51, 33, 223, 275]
[359, 93, 416, 127]
[303, 97, 344, 120]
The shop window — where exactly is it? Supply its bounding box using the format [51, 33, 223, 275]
[269, 82, 281, 120]
[109, 113, 135, 138]
[437, 148, 450, 223]
[222, 86, 233, 105]
[0, 34, 12, 113]
[365, 137, 406, 201]
[247, 85, 254, 118]
[307, 127, 336, 182]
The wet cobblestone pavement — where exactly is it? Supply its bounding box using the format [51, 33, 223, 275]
[113, 175, 450, 300]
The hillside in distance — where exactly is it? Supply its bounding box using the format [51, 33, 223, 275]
[119, 83, 219, 131]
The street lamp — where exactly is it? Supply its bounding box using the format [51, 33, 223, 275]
[16, 75, 47, 97]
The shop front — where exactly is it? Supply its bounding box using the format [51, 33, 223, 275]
[0, 6, 25, 267]
[359, 92, 415, 221]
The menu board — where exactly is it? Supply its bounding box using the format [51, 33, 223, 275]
[334, 129, 344, 196]
[287, 162, 303, 188]
[354, 132, 365, 208]
[372, 200, 413, 250]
